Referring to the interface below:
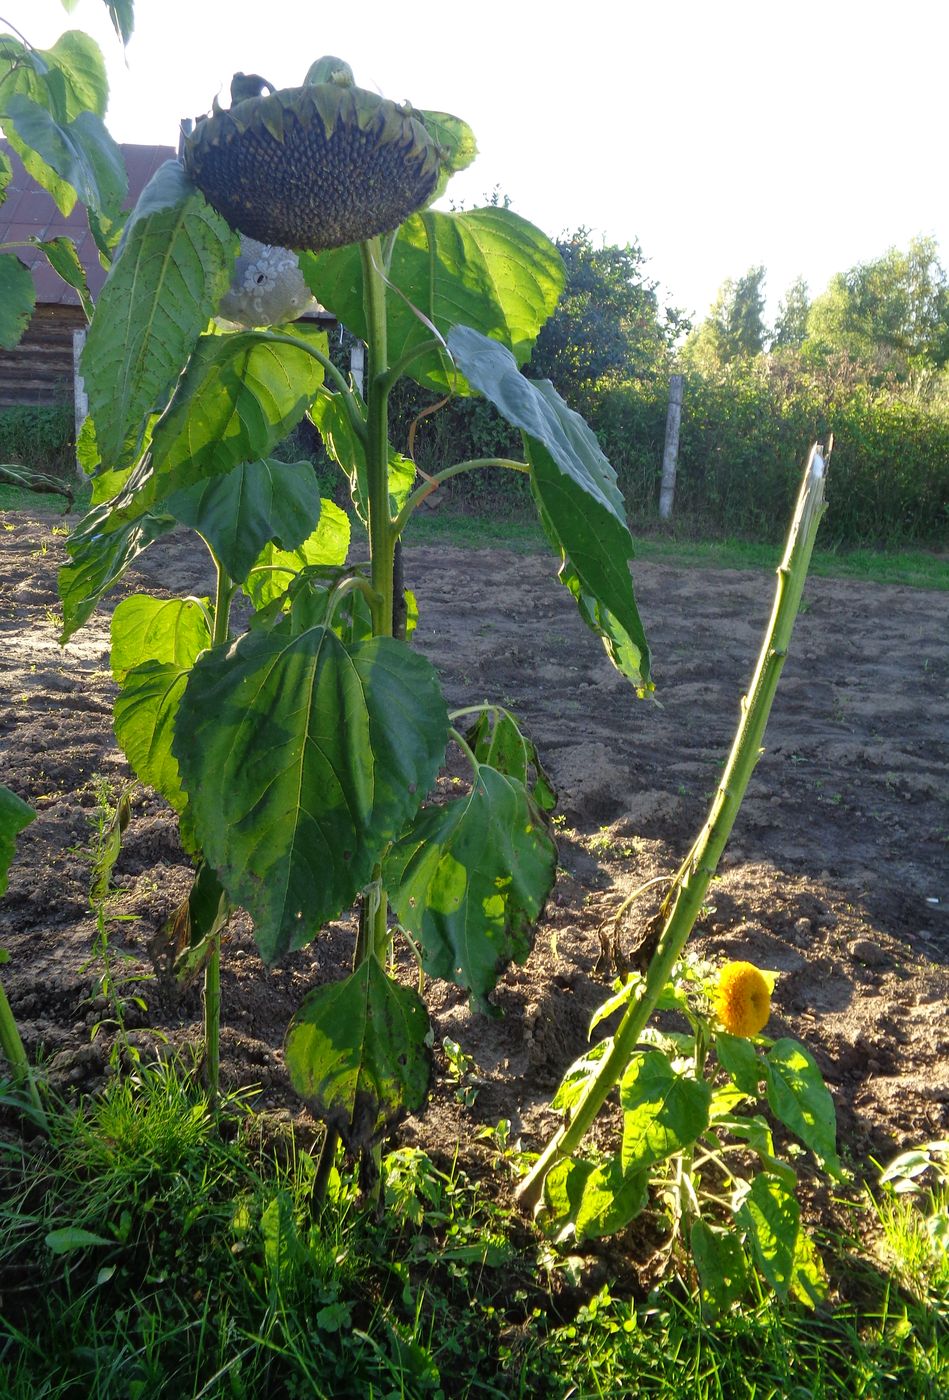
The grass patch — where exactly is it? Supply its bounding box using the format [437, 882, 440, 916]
[0, 482, 87, 515]
[405, 507, 947, 589]
[0, 1060, 946, 1398]
[3, 486, 944, 591]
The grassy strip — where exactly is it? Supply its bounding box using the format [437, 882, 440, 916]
[2, 486, 944, 591]
[0, 1059, 945, 1398]
[0, 483, 85, 515]
[405, 508, 948, 589]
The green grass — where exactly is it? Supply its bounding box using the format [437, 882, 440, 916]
[405, 507, 947, 590]
[0, 481, 86, 515]
[3, 484, 944, 591]
[0, 1060, 945, 1398]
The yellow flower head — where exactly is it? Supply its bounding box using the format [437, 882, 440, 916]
[714, 961, 774, 1038]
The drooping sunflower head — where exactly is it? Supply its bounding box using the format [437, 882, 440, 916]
[714, 961, 774, 1038]
[182, 58, 444, 252]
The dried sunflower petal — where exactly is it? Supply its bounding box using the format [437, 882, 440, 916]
[183, 60, 443, 252]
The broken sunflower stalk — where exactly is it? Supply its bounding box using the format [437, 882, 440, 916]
[517, 443, 830, 1211]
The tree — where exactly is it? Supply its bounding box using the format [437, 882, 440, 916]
[806, 236, 949, 374]
[683, 266, 768, 367]
[527, 229, 686, 402]
[771, 276, 810, 350]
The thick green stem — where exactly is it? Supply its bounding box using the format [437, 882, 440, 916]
[361, 238, 394, 641]
[204, 938, 221, 1111]
[203, 554, 234, 1113]
[0, 981, 46, 1127]
[517, 445, 828, 1211]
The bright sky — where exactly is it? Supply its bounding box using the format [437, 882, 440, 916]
[6, 0, 948, 325]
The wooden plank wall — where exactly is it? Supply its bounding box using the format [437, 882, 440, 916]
[0, 304, 87, 408]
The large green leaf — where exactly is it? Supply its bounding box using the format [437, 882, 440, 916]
[310, 389, 415, 524]
[0, 255, 35, 350]
[447, 326, 650, 687]
[73, 325, 328, 554]
[173, 617, 449, 963]
[143, 325, 327, 504]
[82, 162, 238, 472]
[464, 707, 556, 812]
[737, 1172, 801, 1299]
[765, 1038, 840, 1175]
[243, 498, 351, 609]
[0, 31, 110, 121]
[551, 1040, 611, 1114]
[0, 785, 35, 896]
[113, 661, 193, 816]
[690, 1219, 750, 1316]
[620, 1050, 711, 1172]
[39, 30, 110, 118]
[110, 594, 210, 684]
[715, 1032, 766, 1097]
[544, 1154, 648, 1244]
[418, 110, 478, 205]
[0, 28, 111, 212]
[285, 958, 432, 1153]
[103, 1, 134, 44]
[58, 509, 175, 642]
[2, 94, 125, 217]
[385, 765, 556, 1010]
[300, 207, 564, 395]
[167, 458, 321, 584]
[110, 592, 211, 830]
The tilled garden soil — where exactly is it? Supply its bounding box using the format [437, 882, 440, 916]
[1, 512, 947, 1189]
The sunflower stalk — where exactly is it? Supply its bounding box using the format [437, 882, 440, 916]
[0, 979, 46, 1127]
[516, 443, 829, 1212]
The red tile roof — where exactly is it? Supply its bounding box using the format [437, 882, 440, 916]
[0, 142, 176, 304]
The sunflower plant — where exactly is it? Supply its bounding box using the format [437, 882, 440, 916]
[36, 46, 654, 1188]
[537, 953, 839, 1312]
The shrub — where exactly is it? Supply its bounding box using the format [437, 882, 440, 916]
[0, 404, 75, 480]
[590, 356, 949, 547]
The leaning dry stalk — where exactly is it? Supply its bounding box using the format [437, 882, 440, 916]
[516, 443, 828, 1212]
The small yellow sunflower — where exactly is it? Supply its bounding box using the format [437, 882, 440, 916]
[714, 961, 774, 1037]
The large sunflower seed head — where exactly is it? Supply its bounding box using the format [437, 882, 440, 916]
[183, 60, 442, 252]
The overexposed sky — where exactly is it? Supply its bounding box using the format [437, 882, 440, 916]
[5, 0, 948, 324]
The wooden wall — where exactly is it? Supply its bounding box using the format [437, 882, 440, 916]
[0, 304, 86, 408]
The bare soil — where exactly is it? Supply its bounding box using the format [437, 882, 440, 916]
[1, 512, 947, 1198]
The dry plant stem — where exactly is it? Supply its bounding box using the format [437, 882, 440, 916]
[0, 981, 46, 1126]
[516, 445, 828, 1211]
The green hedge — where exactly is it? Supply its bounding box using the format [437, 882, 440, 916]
[593, 360, 949, 546]
[0, 403, 75, 479]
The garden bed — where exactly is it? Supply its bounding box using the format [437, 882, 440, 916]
[1, 512, 947, 1193]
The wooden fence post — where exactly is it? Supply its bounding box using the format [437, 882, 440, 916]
[72, 328, 87, 480]
[350, 341, 365, 398]
[658, 373, 684, 521]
